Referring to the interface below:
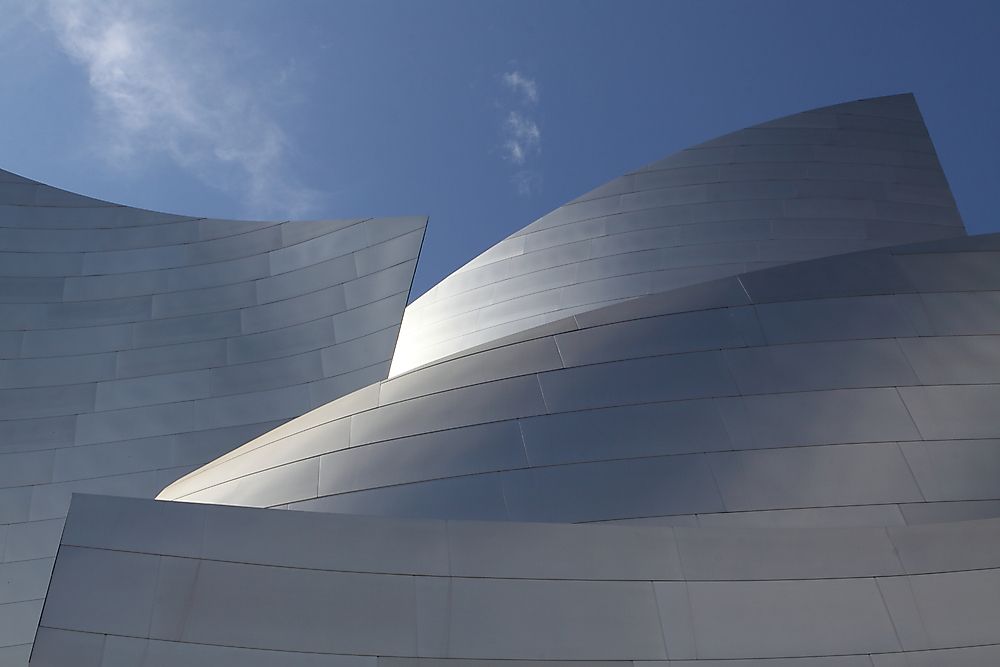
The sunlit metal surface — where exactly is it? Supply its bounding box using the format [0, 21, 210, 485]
[389, 93, 964, 377]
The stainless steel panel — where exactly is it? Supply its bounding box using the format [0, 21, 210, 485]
[447, 520, 682, 580]
[900, 385, 1000, 440]
[181, 561, 418, 655]
[102, 636, 377, 666]
[0, 353, 116, 389]
[192, 457, 319, 507]
[148, 556, 200, 641]
[380, 336, 562, 405]
[871, 646, 1000, 667]
[61, 495, 204, 558]
[694, 504, 907, 529]
[895, 251, 1000, 291]
[256, 253, 356, 305]
[192, 384, 311, 431]
[448, 578, 667, 659]
[319, 421, 526, 495]
[184, 226, 281, 264]
[755, 295, 919, 344]
[269, 223, 369, 274]
[41, 546, 159, 636]
[351, 375, 546, 446]
[889, 518, 1000, 574]
[201, 503, 449, 575]
[354, 229, 425, 277]
[291, 473, 509, 521]
[240, 285, 346, 334]
[116, 340, 227, 378]
[899, 499, 1000, 524]
[0, 558, 53, 604]
[0, 384, 95, 420]
[226, 316, 335, 364]
[716, 388, 920, 449]
[280, 218, 360, 246]
[344, 260, 418, 309]
[82, 245, 186, 274]
[900, 439, 1000, 501]
[95, 369, 211, 410]
[554, 309, 745, 367]
[164, 253, 269, 291]
[209, 349, 324, 396]
[653, 581, 697, 659]
[686, 579, 900, 658]
[537, 351, 737, 412]
[132, 309, 242, 347]
[899, 335, 1000, 384]
[76, 402, 194, 445]
[520, 400, 731, 466]
[503, 455, 724, 522]
[724, 339, 918, 394]
[20, 323, 133, 357]
[2, 519, 64, 563]
[675, 525, 902, 579]
[24, 628, 104, 667]
[0, 601, 41, 648]
[920, 291, 1000, 334]
[151, 281, 256, 318]
[907, 568, 1000, 648]
[710, 442, 923, 510]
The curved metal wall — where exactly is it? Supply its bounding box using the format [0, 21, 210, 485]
[0, 168, 425, 660]
[389, 93, 964, 377]
[159, 232, 1000, 528]
[33, 493, 1000, 664]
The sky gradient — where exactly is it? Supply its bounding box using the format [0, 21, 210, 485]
[1, 0, 998, 297]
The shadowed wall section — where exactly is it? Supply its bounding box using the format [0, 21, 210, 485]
[0, 169, 425, 662]
[33, 493, 1000, 665]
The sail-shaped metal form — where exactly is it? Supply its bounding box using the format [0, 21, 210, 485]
[389, 93, 963, 376]
[25, 94, 1000, 666]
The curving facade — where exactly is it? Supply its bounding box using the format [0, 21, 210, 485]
[18, 93, 1000, 666]
[0, 169, 425, 663]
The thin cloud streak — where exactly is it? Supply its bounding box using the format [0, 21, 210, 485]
[502, 70, 538, 105]
[498, 70, 542, 196]
[43, 0, 320, 217]
[511, 169, 541, 196]
[503, 111, 540, 165]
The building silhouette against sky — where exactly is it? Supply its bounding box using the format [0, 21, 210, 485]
[3, 94, 1000, 665]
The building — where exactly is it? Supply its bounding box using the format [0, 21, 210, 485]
[8, 93, 1000, 665]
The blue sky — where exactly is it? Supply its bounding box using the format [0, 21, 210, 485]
[1, 0, 998, 297]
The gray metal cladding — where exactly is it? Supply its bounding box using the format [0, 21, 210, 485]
[159, 233, 1000, 527]
[0, 167, 424, 658]
[27, 93, 1000, 665]
[389, 93, 964, 377]
[31, 494, 1000, 663]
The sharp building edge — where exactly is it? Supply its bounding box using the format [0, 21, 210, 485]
[16, 93, 1000, 666]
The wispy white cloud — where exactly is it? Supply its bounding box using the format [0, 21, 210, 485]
[511, 169, 542, 196]
[498, 70, 541, 196]
[502, 70, 538, 105]
[41, 0, 320, 217]
[503, 111, 540, 165]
